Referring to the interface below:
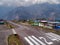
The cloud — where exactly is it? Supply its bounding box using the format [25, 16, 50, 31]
[0, 0, 60, 6]
[0, 2, 3, 5]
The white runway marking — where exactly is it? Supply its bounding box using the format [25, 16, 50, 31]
[50, 33, 60, 40]
[24, 36, 53, 45]
[46, 35, 57, 41]
[28, 36, 40, 45]
[12, 29, 17, 34]
[24, 37, 34, 45]
[39, 37, 53, 45]
[45, 32, 60, 41]
[32, 36, 46, 45]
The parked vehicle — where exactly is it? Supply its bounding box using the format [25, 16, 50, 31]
[0, 19, 5, 24]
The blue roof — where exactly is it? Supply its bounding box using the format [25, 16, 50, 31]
[48, 22, 60, 24]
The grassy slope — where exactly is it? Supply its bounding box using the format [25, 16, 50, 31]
[8, 34, 23, 45]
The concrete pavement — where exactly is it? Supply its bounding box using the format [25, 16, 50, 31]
[0, 30, 13, 45]
[0, 24, 13, 45]
[8, 21, 60, 45]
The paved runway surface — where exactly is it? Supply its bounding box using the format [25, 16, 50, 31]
[0, 24, 13, 45]
[0, 25, 10, 30]
[0, 30, 13, 45]
[9, 21, 60, 45]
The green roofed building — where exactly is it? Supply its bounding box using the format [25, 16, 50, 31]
[32, 22, 39, 26]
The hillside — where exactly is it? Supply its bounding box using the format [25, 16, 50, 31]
[7, 3, 60, 20]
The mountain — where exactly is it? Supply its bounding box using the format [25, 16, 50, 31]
[0, 6, 15, 19]
[7, 3, 60, 20]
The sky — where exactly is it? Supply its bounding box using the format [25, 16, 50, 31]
[0, 0, 60, 6]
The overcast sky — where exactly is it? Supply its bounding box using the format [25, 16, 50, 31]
[0, 0, 60, 6]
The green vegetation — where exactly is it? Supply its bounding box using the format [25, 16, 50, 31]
[8, 34, 23, 45]
[12, 20, 19, 23]
[55, 30, 60, 35]
[32, 22, 39, 26]
[12, 19, 60, 35]
[5, 22, 15, 29]
[28, 20, 34, 24]
[41, 27, 60, 35]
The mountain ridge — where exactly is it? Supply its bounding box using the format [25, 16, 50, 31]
[7, 3, 60, 20]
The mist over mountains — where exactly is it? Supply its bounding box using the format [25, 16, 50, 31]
[0, 6, 15, 19]
[6, 3, 60, 20]
[0, 3, 59, 20]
